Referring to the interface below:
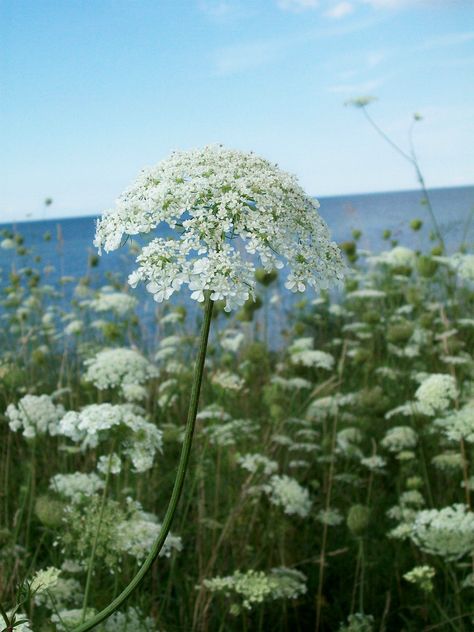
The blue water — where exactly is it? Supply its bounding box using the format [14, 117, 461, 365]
[1, 185, 472, 310]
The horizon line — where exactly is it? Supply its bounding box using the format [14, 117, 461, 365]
[1, 182, 473, 226]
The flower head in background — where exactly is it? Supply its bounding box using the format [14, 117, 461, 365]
[410, 504, 474, 561]
[6, 394, 65, 439]
[94, 146, 344, 311]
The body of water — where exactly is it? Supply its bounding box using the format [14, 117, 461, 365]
[1, 184, 472, 300]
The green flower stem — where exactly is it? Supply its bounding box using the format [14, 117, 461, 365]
[73, 295, 214, 632]
[361, 106, 445, 249]
[81, 444, 116, 622]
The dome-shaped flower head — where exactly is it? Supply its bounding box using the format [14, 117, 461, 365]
[94, 145, 344, 311]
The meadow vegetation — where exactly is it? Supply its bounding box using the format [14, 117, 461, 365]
[0, 213, 473, 631]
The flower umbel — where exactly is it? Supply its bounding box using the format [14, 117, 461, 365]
[94, 145, 344, 311]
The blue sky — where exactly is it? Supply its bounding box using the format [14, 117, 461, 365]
[1, 0, 473, 222]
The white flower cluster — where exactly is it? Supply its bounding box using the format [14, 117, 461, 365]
[202, 567, 307, 614]
[52, 609, 97, 631]
[50, 472, 105, 503]
[59, 404, 162, 472]
[338, 613, 375, 632]
[34, 575, 83, 609]
[346, 289, 386, 300]
[1, 238, 16, 250]
[410, 504, 474, 560]
[52, 607, 155, 632]
[368, 246, 416, 269]
[237, 453, 278, 475]
[272, 376, 312, 390]
[403, 565, 435, 593]
[94, 145, 344, 311]
[263, 474, 312, 518]
[211, 370, 245, 391]
[86, 288, 138, 316]
[381, 426, 418, 453]
[64, 319, 84, 336]
[220, 329, 245, 353]
[414, 373, 458, 416]
[83, 348, 158, 401]
[101, 607, 157, 632]
[317, 508, 344, 526]
[114, 505, 182, 561]
[289, 337, 334, 370]
[435, 253, 474, 281]
[30, 566, 61, 594]
[6, 394, 65, 439]
[203, 417, 257, 447]
[435, 403, 474, 443]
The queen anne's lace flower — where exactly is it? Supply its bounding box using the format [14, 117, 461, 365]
[403, 565, 435, 593]
[114, 500, 182, 561]
[289, 337, 335, 370]
[94, 146, 344, 311]
[50, 472, 105, 503]
[59, 404, 162, 472]
[237, 453, 278, 475]
[434, 253, 474, 281]
[368, 246, 416, 269]
[202, 567, 306, 614]
[83, 348, 158, 401]
[211, 370, 245, 391]
[435, 403, 474, 443]
[85, 288, 138, 316]
[414, 373, 458, 416]
[30, 566, 61, 594]
[381, 426, 418, 453]
[264, 474, 312, 517]
[6, 394, 65, 439]
[410, 504, 474, 560]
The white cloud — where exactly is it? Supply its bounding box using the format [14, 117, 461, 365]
[277, 0, 319, 12]
[418, 31, 474, 51]
[198, 1, 250, 21]
[363, 0, 469, 8]
[325, 1, 354, 18]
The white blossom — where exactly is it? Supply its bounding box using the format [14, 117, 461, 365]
[94, 146, 344, 311]
[6, 394, 65, 439]
[58, 404, 162, 472]
[83, 348, 158, 401]
[264, 475, 312, 517]
[410, 504, 474, 560]
[85, 288, 138, 315]
[237, 453, 278, 476]
[50, 472, 105, 503]
[381, 426, 418, 453]
[415, 373, 458, 416]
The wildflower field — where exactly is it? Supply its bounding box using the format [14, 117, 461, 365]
[0, 151, 473, 632]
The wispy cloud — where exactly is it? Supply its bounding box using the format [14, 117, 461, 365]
[324, 1, 355, 18]
[211, 15, 385, 75]
[198, 0, 251, 22]
[418, 31, 474, 51]
[277, 0, 319, 12]
[362, 0, 471, 9]
[362, 0, 413, 7]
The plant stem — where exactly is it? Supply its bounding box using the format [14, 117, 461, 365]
[361, 106, 445, 249]
[72, 295, 214, 632]
[81, 445, 115, 622]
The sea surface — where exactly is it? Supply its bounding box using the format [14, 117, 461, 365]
[0, 185, 472, 332]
